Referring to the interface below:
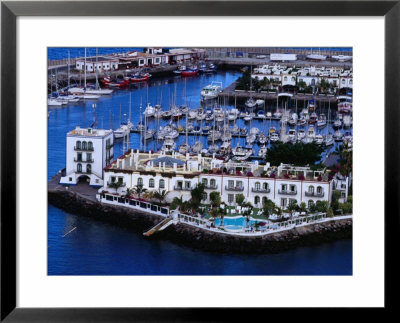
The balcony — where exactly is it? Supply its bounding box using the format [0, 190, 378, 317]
[74, 146, 94, 151]
[74, 158, 94, 163]
[252, 187, 271, 193]
[305, 191, 324, 197]
[204, 184, 218, 190]
[174, 186, 192, 191]
[225, 186, 244, 192]
[278, 189, 297, 195]
[107, 181, 126, 187]
[76, 170, 91, 174]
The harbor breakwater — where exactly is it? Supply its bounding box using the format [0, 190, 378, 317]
[48, 188, 352, 254]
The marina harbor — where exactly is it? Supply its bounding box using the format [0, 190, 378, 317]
[48, 47, 353, 275]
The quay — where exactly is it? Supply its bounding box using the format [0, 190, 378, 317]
[48, 171, 352, 252]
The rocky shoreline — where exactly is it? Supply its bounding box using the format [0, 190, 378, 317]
[48, 189, 352, 254]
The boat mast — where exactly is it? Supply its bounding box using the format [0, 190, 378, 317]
[139, 104, 143, 151]
[84, 48, 87, 90]
[67, 51, 70, 89]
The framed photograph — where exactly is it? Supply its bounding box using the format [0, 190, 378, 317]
[1, 0, 397, 320]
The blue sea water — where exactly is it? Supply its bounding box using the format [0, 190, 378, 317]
[48, 205, 352, 275]
[48, 48, 352, 275]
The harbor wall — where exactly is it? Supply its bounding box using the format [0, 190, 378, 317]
[48, 188, 352, 254]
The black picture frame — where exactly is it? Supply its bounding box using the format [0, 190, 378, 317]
[1, 1, 398, 321]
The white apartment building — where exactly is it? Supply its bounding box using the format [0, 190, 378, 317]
[75, 56, 119, 72]
[59, 126, 114, 187]
[100, 151, 334, 210]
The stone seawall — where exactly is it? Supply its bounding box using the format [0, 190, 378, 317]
[48, 189, 352, 254]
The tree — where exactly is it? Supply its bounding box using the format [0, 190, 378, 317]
[170, 196, 184, 211]
[190, 183, 205, 211]
[287, 200, 298, 218]
[299, 202, 307, 214]
[235, 193, 245, 206]
[265, 142, 325, 166]
[153, 189, 169, 205]
[133, 184, 147, 200]
[209, 191, 221, 208]
[124, 188, 134, 199]
[316, 200, 329, 213]
[262, 197, 277, 218]
[108, 181, 123, 193]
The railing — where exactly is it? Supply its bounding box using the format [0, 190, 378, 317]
[74, 158, 94, 163]
[251, 187, 270, 193]
[278, 189, 297, 195]
[204, 184, 218, 190]
[74, 146, 94, 151]
[107, 181, 126, 187]
[174, 186, 192, 191]
[225, 186, 244, 191]
[305, 191, 324, 197]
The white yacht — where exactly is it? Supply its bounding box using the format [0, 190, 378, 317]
[161, 138, 176, 153]
[200, 81, 222, 100]
[114, 124, 130, 139]
[143, 104, 156, 118]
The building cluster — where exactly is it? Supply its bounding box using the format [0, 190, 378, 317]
[75, 48, 206, 72]
[251, 64, 353, 92]
[59, 126, 349, 210]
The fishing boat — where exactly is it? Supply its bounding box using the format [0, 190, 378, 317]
[199, 63, 217, 73]
[181, 68, 199, 77]
[317, 114, 327, 128]
[200, 81, 222, 100]
[338, 101, 352, 113]
[48, 98, 63, 107]
[173, 65, 187, 75]
[130, 72, 151, 83]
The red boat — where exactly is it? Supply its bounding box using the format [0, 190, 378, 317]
[181, 68, 199, 77]
[102, 77, 129, 88]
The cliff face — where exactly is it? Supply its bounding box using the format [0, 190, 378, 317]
[48, 190, 352, 254]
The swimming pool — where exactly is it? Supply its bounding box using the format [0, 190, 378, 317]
[214, 216, 267, 231]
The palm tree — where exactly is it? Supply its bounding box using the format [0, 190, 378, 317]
[287, 200, 298, 219]
[171, 196, 184, 211]
[108, 181, 123, 193]
[299, 202, 307, 214]
[133, 184, 147, 200]
[124, 187, 134, 199]
[153, 189, 169, 205]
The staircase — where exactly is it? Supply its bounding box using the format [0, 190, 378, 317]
[143, 218, 173, 237]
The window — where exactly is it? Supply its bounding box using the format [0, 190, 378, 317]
[236, 181, 243, 188]
[95, 179, 99, 183]
[202, 178, 208, 186]
[308, 200, 314, 209]
[284, 76, 288, 81]
[77, 163, 82, 172]
[69, 177, 72, 182]
[82, 141, 87, 150]
[202, 193, 207, 201]
[317, 186, 323, 194]
[311, 79, 316, 86]
[86, 164, 91, 174]
[88, 141, 93, 150]
[308, 186, 314, 193]
[159, 179, 165, 189]
[281, 198, 287, 208]
[118, 177, 123, 184]
[185, 181, 191, 189]
[281, 184, 287, 191]
[291, 77, 295, 82]
[137, 177, 143, 186]
[290, 185, 296, 192]
[262, 196, 268, 205]
[289, 198, 297, 205]
[149, 178, 155, 188]
[228, 180, 234, 189]
[76, 141, 81, 149]
[77, 152, 82, 161]
[210, 179, 216, 187]
[86, 153, 92, 162]
[228, 194, 234, 203]
[255, 182, 260, 190]
[263, 183, 269, 190]
[176, 181, 183, 189]
[254, 196, 260, 205]
[341, 192, 346, 198]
